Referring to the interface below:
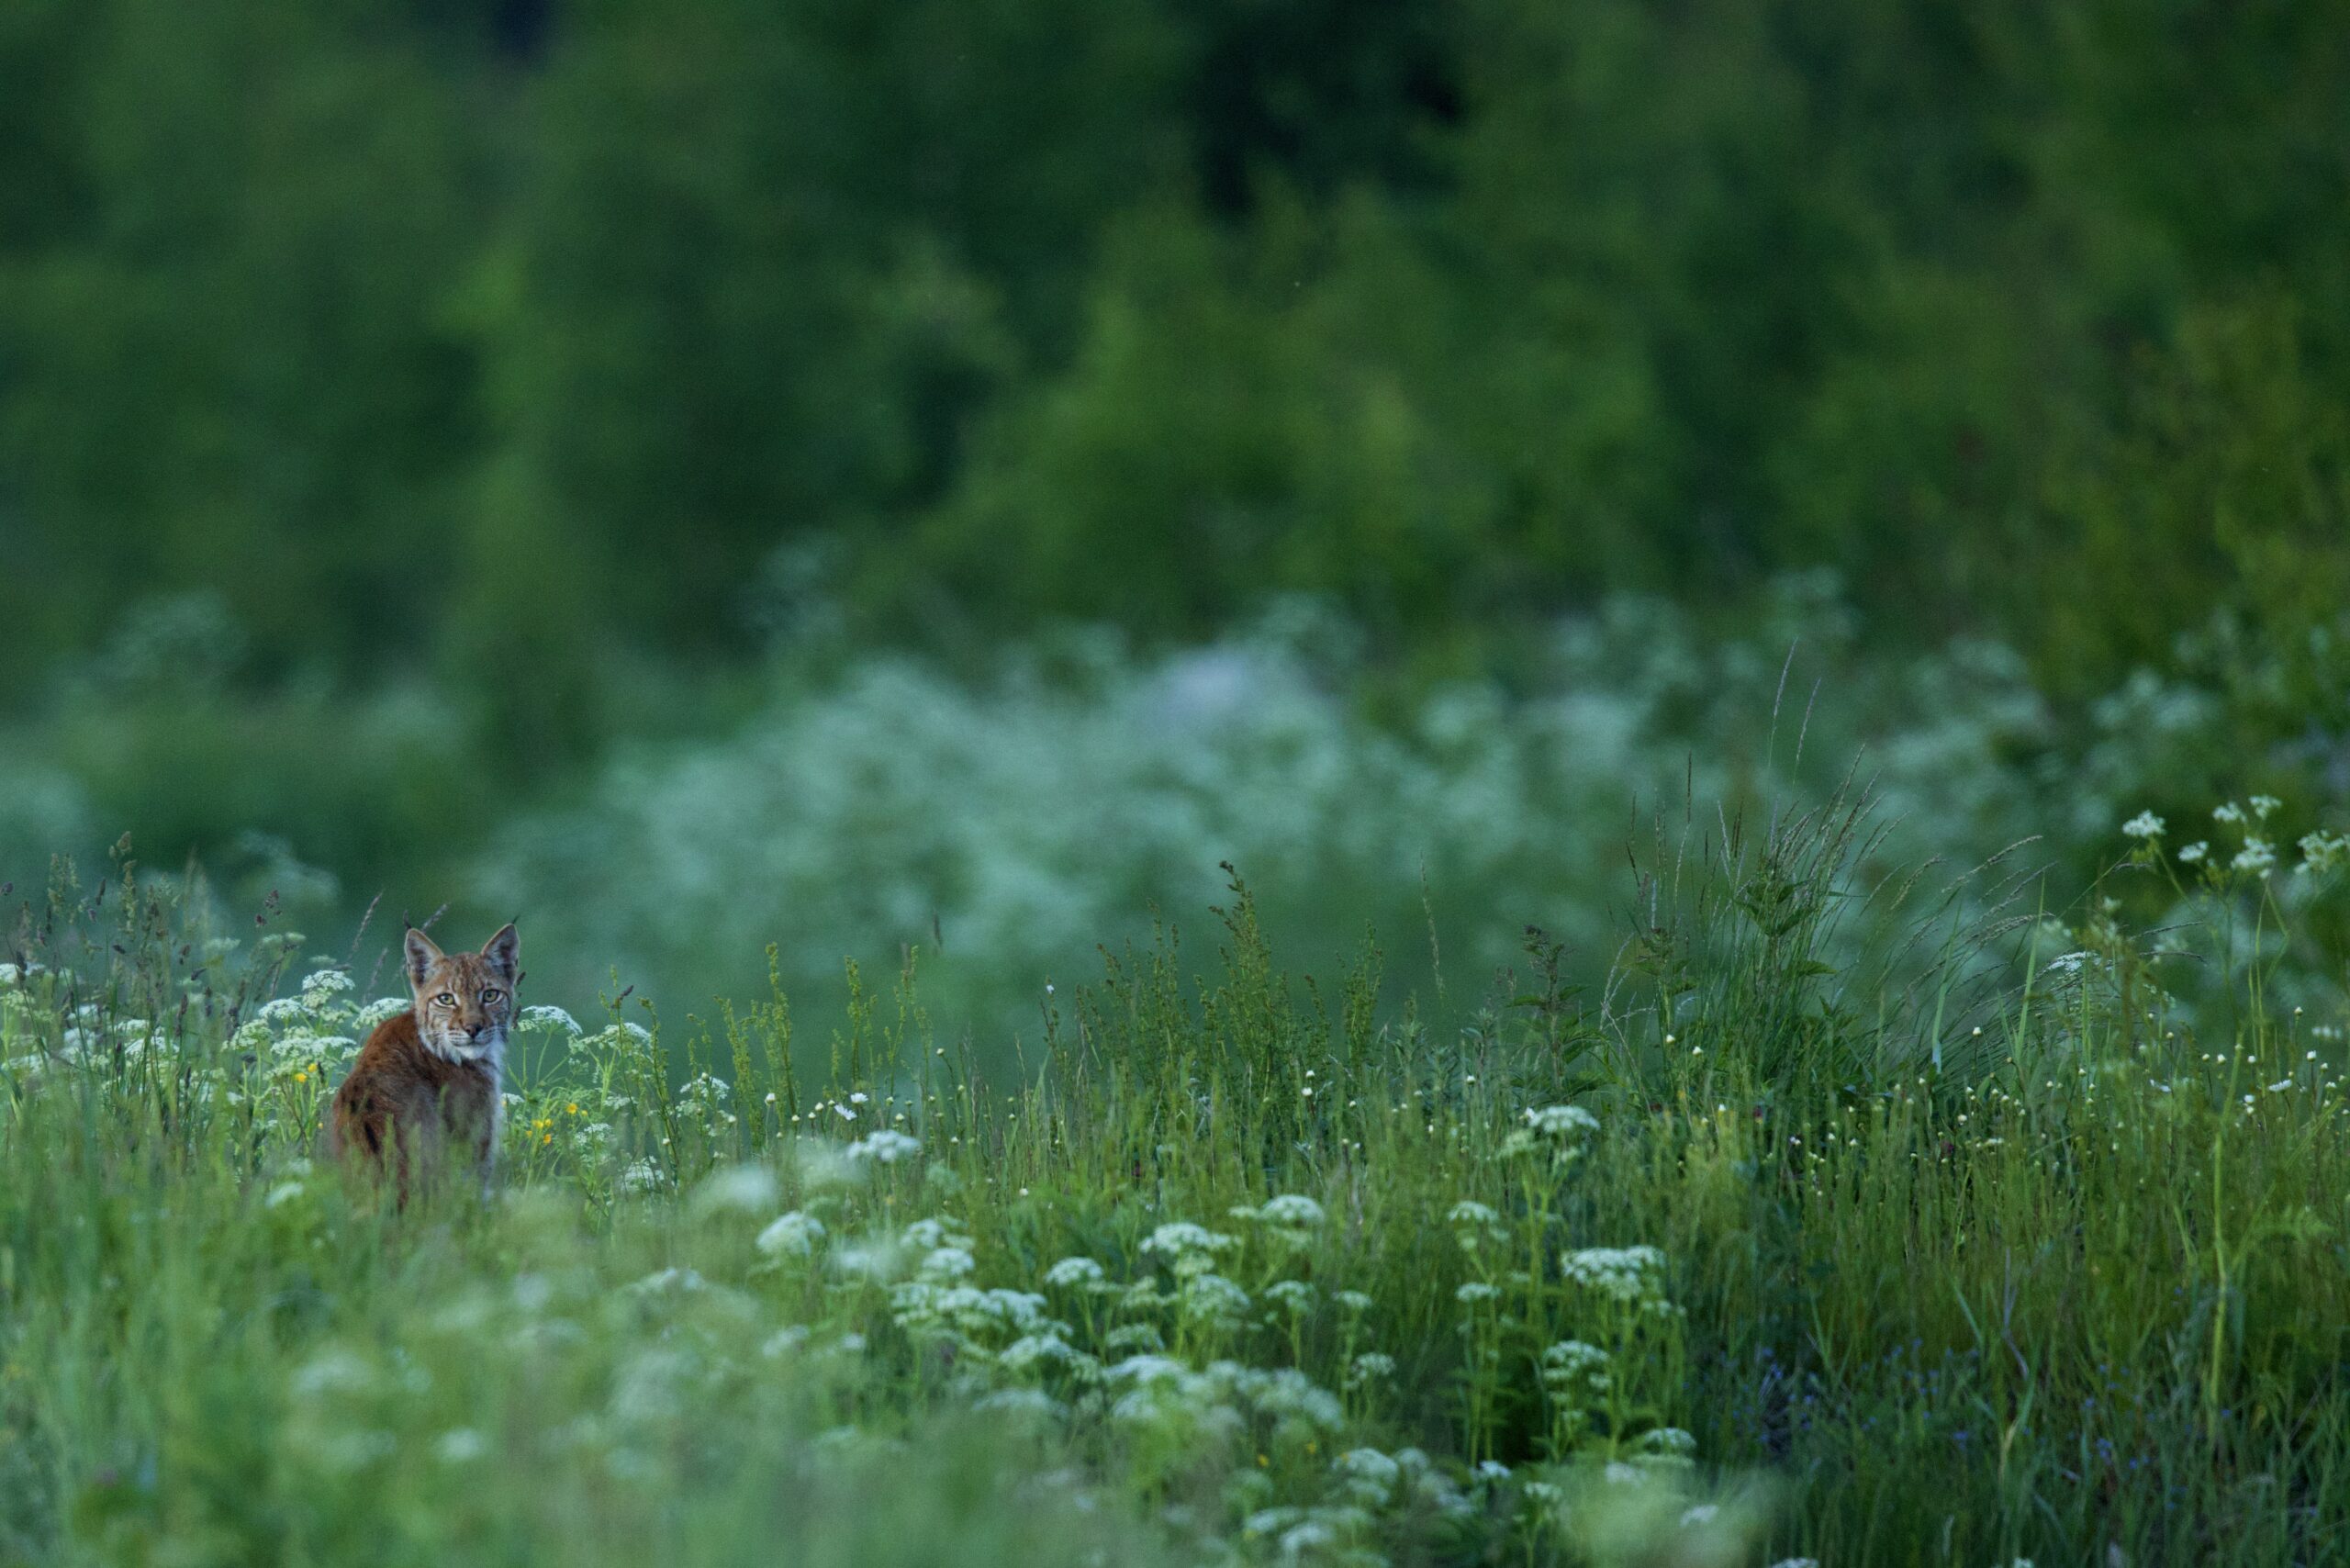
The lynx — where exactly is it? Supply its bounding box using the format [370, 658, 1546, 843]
[327, 923, 518, 1203]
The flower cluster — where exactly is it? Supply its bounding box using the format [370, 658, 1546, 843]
[1561, 1246, 1670, 1306]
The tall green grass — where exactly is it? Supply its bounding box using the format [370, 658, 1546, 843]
[2, 797, 2345, 1566]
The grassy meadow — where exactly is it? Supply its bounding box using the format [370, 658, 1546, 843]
[5, 791, 2346, 1568]
[8, 6, 2350, 1563]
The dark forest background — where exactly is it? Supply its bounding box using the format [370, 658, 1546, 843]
[5, 0, 2347, 1020]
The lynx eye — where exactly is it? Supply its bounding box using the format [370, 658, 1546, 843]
[480, 989, 503, 1004]
[434, 992, 457, 1007]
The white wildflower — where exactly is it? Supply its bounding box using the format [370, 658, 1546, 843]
[290, 1349, 374, 1398]
[845, 1129, 923, 1164]
[436, 1428, 488, 1464]
[2121, 811, 2165, 840]
[900, 1217, 973, 1250]
[1447, 1200, 1507, 1252]
[1334, 1447, 1401, 1505]
[1561, 1245, 1668, 1304]
[1540, 1338, 1610, 1389]
[1043, 1257, 1106, 1290]
[691, 1163, 778, 1215]
[998, 1332, 1081, 1374]
[1105, 1354, 1188, 1387]
[354, 996, 410, 1027]
[974, 1387, 1065, 1420]
[1523, 1103, 1600, 1137]
[299, 969, 353, 1005]
[919, 1246, 976, 1282]
[2299, 830, 2350, 875]
[1257, 1193, 1326, 1228]
[622, 1266, 707, 1296]
[1142, 1222, 1239, 1261]
[1179, 1272, 1252, 1327]
[1264, 1279, 1317, 1314]
[755, 1211, 827, 1257]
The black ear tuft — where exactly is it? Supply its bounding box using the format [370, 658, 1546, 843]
[404, 927, 444, 989]
[481, 923, 520, 980]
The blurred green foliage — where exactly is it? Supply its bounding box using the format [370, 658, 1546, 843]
[6, 0, 2346, 695]
[4, 0, 2349, 1019]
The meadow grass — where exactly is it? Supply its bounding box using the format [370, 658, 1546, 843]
[2, 804, 2346, 1568]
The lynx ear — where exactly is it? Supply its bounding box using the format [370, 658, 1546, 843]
[481, 923, 520, 981]
[404, 926, 445, 990]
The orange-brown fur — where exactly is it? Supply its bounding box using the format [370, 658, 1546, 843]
[328, 924, 517, 1203]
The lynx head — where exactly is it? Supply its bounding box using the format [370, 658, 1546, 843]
[404, 923, 519, 1065]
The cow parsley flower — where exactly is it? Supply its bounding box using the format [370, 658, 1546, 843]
[1561, 1246, 1668, 1303]
[1142, 1222, 1239, 1260]
[1447, 1201, 1506, 1252]
[1639, 1427, 1697, 1458]
[1539, 1338, 1611, 1390]
[353, 996, 410, 1028]
[919, 1246, 976, 1282]
[900, 1217, 972, 1250]
[1044, 1256, 1107, 1290]
[1257, 1193, 1326, 1228]
[2299, 830, 2349, 875]
[1264, 1279, 1317, 1314]
[755, 1211, 826, 1257]
[2121, 811, 2165, 840]
[974, 1387, 1065, 1420]
[1178, 1272, 1252, 1327]
[692, 1163, 778, 1215]
[845, 1129, 922, 1164]
[1334, 1447, 1401, 1505]
[1524, 1103, 1601, 1137]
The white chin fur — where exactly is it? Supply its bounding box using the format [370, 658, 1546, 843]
[426, 1032, 505, 1066]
